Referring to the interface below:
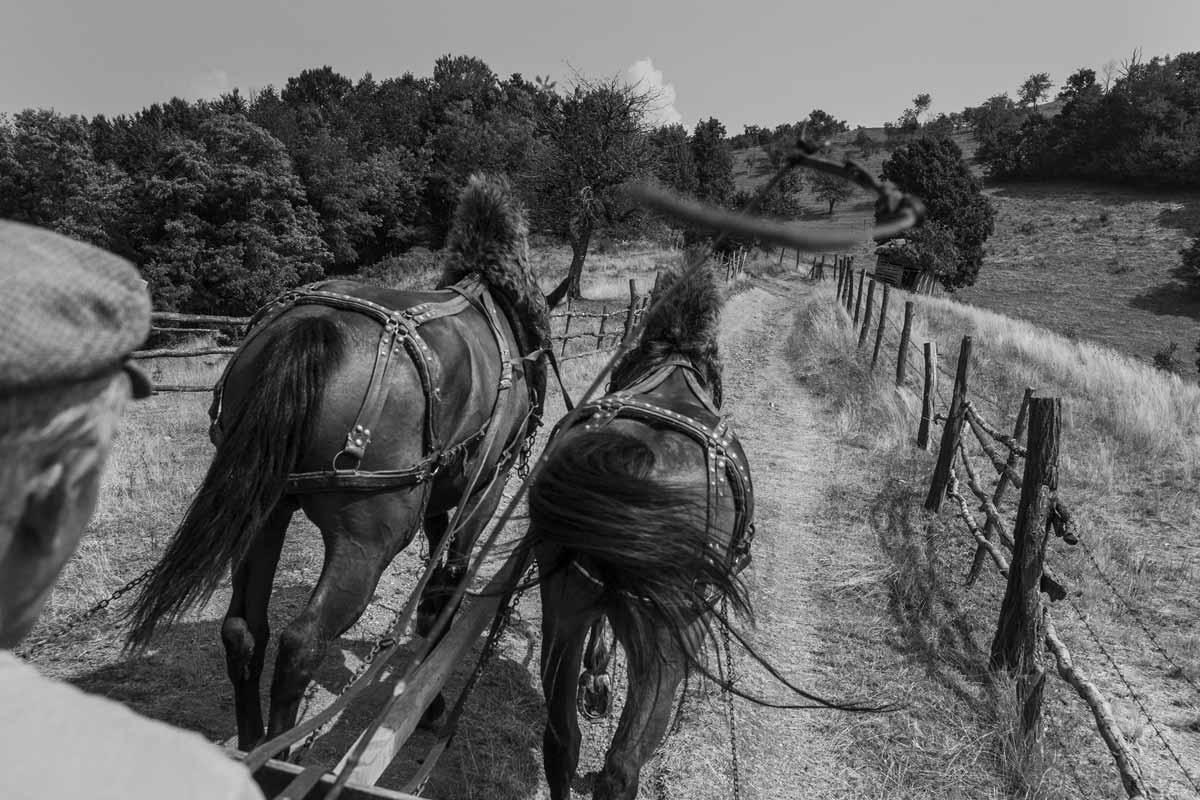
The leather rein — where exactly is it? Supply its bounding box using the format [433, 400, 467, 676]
[208, 275, 547, 494]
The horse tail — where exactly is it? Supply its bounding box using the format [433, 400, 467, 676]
[526, 429, 750, 668]
[124, 314, 344, 648]
[527, 429, 890, 713]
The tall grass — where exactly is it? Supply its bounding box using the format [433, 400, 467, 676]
[794, 278, 1200, 798]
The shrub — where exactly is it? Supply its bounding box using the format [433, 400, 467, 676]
[1152, 341, 1183, 374]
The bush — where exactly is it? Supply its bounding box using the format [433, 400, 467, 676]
[1152, 341, 1183, 374]
[879, 136, 996, 290]
[1181, 235, 1200, 287]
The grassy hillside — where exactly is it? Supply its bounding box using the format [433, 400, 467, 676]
[792, 278, 1200, 799]
[733, 128, 1200, 370]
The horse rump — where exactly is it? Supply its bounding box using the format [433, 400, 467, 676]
[526, 428, 750, 667]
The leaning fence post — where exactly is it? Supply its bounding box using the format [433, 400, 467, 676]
[967, 386, 1034, 585]
[917, 341, 938, 449]
[835, 262, 845, 299]
[925, 335, 972, 510]
[857, 278, 876, 348]
[853, 270, 865, 325]
[896, 301, 915, 386]
[622, 279, 639, 343]
[595, 304, 609, 350]
[992, 397, 1061, 747]
[871, 283, 891, 369]
[844, 267, 856, 313]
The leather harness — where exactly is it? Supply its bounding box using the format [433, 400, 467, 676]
[552, 357, 757, 596]
[208, 275, 542, 494]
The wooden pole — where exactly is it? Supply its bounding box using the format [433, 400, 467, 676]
[844, 265, 855, 313]
[966, 387, 1034, 585]
[896, 301, 915, 386]
[925, 335, 972, 510]
[992, 397, 1060, 746]
[857, 278, 876, 348]
[871, 283, 891, 369]
[795, 249, 801, 270]
[835, 262, 845, 299]
[132, 346, 237, 359]
[853, 269, 865, 325]
[560, 296, 573, 356]
[622, 280, 639, 343]
[917, 341, 937, 449]
[595, 304, 608, 350]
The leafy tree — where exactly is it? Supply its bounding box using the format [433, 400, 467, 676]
[912, 93, 932, 121]
[1018, 72, 1053, 107]
[134, 115, 329, 313]
[524, 76, 656, 298]
[852, 126, 880, 157]
[879, 136, 995, 289]
[802, 109, 849, 143]
[811, 171, 854, 215]
[649, 124, 698, 196]
[690, 117, 735, 206]
[0, 109, 130, 248]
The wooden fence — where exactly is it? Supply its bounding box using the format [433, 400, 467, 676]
[140, 281, 652, 392]
[818, 261, 1152, 799]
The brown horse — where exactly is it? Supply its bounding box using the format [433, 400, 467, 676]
[126, 175, 563, 751]
[524, 264, 874, 800]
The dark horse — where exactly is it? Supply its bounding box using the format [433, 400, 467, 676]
[523, 264, 757, 800]
[126, 175, 562, 751]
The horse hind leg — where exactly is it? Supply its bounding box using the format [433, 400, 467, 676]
[594, 622, 693, 800]
[222, 502, 293, 751]
[266, 492, 424, 744]
[539, 572, 596, 800]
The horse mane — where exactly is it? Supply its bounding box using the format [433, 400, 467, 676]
[439, 174, 552, 351]
[610, 265, 724, 407]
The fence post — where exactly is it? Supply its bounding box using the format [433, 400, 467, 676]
[835, 262, 845, 299]
[924, 335, 972, 510]
[622, 280, 639, 343]
[794, 249, 801, 271]
[871, 283, 891, 369]
[560, 296, 574, 357]
[896, 300, 915, 386]
[595, 304, 609, 350]
[917, 341, 937, 449]
[991, 397, 1060, 748]
[967, 386, 1034, 585]
[844, 267, 856, 313]
[857, 278, 876, 348]
[853, 270, 865, 325]
[778, 248, 785, 267]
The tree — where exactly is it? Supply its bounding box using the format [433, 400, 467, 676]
[912, 93, 932, 122]
[802, 109, 849, 144]
[1018, 72, 1053, 108]
[879, 136, 996, 289]
[811, 171, 854, 215]
[649, 124, 698, 196]
[524, 76, 657, 298]
[852, 126, 880, 157]
[690, 117, 735, 206]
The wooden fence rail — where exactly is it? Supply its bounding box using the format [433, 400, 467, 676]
[816, 265, 1149, 800]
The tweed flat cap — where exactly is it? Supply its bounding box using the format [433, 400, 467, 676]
[0, 220, 152, 397]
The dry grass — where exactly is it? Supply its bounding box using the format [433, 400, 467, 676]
[792, 278, 1200, 799]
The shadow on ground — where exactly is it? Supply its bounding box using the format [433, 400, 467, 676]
[65, 581, 544, 799]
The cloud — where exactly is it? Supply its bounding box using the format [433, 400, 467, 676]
[188, 70, 232, 101]
[624, 58, 683, 127]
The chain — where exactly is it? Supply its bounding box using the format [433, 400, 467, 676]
[517, 425, 538, 480]
[17, 565, 158, 659]
[292, 607, 402, 761]
[719, 597, 742, 800]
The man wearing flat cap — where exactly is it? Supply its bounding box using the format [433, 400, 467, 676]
[0, 221, 264, 799]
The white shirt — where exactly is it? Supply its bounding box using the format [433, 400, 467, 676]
[0, 650, 264, 800]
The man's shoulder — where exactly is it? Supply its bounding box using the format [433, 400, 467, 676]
[0, 652, 263, 799]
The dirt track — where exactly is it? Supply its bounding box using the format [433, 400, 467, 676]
[34, 276, 884, 799]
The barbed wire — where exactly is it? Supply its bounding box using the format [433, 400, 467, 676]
[1066, 597, 1200, 795]
[1076, 540, 1200, 699]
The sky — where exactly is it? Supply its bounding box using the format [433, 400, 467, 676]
[2, 0, 1197, 132]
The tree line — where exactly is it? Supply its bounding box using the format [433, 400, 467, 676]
[0, 57, 750, 313]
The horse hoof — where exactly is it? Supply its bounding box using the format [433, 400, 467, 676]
[577, 672, 611, 720]
[418, 692, 446, 729]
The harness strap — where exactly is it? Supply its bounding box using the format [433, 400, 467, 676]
[542, 349, 575, 412]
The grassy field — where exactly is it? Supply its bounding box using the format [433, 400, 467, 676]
[733, 132, 1200, 372]
[791, 277, 1200, 799]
